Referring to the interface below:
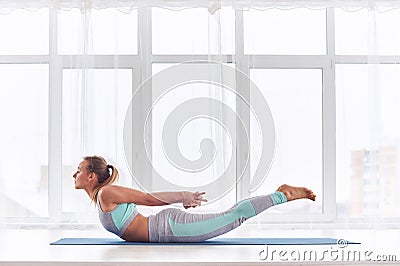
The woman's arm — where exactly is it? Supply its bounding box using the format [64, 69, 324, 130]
[152, 191, 207, 208]
[99, 185, 207, 207]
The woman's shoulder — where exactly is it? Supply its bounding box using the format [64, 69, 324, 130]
[98, 185, 122, 200]
[98, 185, 121, 211]
[98, 185, 146, 205]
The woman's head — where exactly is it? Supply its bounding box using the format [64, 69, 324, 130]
[73, 155, 119, 204]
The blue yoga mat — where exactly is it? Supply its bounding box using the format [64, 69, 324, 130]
[51, 237, 360, 245]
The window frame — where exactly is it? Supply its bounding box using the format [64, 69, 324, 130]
[2, 7, 400, 225]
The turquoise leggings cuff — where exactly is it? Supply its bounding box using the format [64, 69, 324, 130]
[270, 191, 287, 205]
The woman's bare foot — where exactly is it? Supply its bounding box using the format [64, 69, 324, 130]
[277, 184, 316, 201]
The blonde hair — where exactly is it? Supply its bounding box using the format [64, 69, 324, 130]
[83, 155, 119, 204]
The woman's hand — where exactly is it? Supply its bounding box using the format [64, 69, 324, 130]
[182, 191, 208, 209]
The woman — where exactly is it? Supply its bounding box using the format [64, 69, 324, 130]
[73, 155, 316, 242]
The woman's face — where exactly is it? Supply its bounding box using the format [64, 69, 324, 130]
[72, 160, 91, 189]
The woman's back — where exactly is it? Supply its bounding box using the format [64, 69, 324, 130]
[98, 187, 149, 242]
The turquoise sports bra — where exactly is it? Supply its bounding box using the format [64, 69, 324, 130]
[97, 201, 139, 237]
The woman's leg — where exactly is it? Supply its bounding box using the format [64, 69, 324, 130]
[148, 185, 315, 242]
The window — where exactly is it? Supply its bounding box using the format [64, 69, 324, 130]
[336, 64, 400, 217]
[0, 64, 49, 217]
[58, 8, 138, 54]
[152, 7, 235, 54]
[244, 8, 326, 55]
[0, 9, 48, 55]
[249, 69, 323, 215]
[151, 63, 237, 212]
[62, 69, 133, 218]
[1, 6, 399, 225]
[335, 8, 400, 55]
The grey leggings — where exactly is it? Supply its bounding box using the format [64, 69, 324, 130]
[148, 191, 286, 242]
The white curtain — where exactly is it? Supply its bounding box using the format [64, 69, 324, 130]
[1, 0, 400, 225]
[0, 2, 238, 223]
[59, 7, 238, 220]
[2, 0, 400, 11]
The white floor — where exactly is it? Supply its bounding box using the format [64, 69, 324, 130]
[0, 225, 399, 266]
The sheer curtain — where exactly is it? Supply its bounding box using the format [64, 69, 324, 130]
[0, 2, 237, 224]
[335, 8, 400, 223]
[2, 0, 400, 10]
[57, 6, 238, 221]
[0, 0, 400, 226]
